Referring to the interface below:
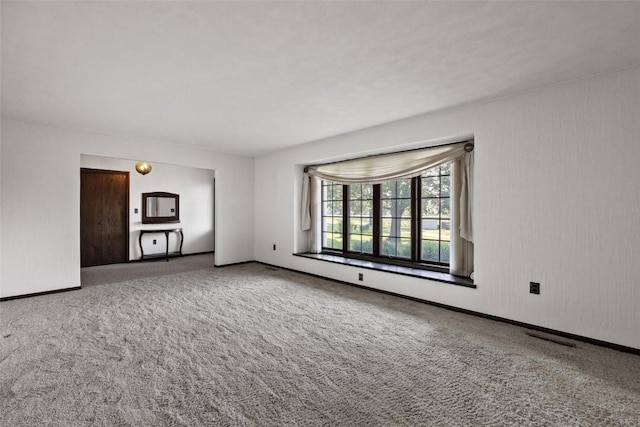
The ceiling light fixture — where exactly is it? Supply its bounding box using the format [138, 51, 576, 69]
[135, 161, 152, 175]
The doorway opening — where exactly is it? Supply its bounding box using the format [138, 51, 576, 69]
[80, 155, 216, 285]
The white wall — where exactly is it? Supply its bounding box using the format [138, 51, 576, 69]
[80, 155, 215, 259]
[254, 65, 640, 349]
[0, 120, 254, 298]
[0, 123, 3, 292]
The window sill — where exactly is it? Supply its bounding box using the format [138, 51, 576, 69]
[293, 253, 476, 289]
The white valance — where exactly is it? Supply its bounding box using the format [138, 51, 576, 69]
[305, 141, 472, 184]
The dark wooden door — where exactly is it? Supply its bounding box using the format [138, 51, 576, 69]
[81, 169, 129, 267]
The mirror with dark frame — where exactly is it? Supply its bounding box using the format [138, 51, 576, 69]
[142, 192, 180, 224]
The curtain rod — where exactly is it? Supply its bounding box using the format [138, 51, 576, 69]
[303, 139, 474, 173]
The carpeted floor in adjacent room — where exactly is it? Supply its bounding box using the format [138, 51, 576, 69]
[1, 262, 639, 426]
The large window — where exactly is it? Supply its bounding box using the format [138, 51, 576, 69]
[321, 163, 452, 268]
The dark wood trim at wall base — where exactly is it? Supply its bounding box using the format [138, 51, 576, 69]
[185, 250, 215, 257]
[214, 260, 254, 268]
[128, 250, 215, 263]
[255, 261, 640, 356]
[0, 286, 82, 302]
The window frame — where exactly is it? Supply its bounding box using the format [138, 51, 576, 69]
[320, 164, 452, 272]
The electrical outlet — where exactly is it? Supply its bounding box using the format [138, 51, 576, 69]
[530, 282, 540, 295]
[153, 239, 157, 245]
[134, 208, 138, 214]
[358, 273, 363, 281]
[273, 244, 276, 251]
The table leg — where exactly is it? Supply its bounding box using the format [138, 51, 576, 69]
[139, 231, 145, 260]
[165, 231, 170, 262]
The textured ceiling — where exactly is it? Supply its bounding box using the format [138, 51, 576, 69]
[2, 1, 640, 157]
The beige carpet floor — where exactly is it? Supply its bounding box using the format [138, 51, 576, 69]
[81, 253, 215, 287]
[2, 263, 639, 426]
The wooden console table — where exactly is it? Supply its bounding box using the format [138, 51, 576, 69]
[139, 228, 184, 262]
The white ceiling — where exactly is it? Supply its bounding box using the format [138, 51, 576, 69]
[2, 1, 639, 157]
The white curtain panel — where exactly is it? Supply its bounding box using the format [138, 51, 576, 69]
[301, 173, 311, 231]
[450, 158, 475, 277]
[300, 173, 322, 253]
[309, 175, 322, 253]
[301, 141, 474, 275]
[460, 150, 474, 243]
